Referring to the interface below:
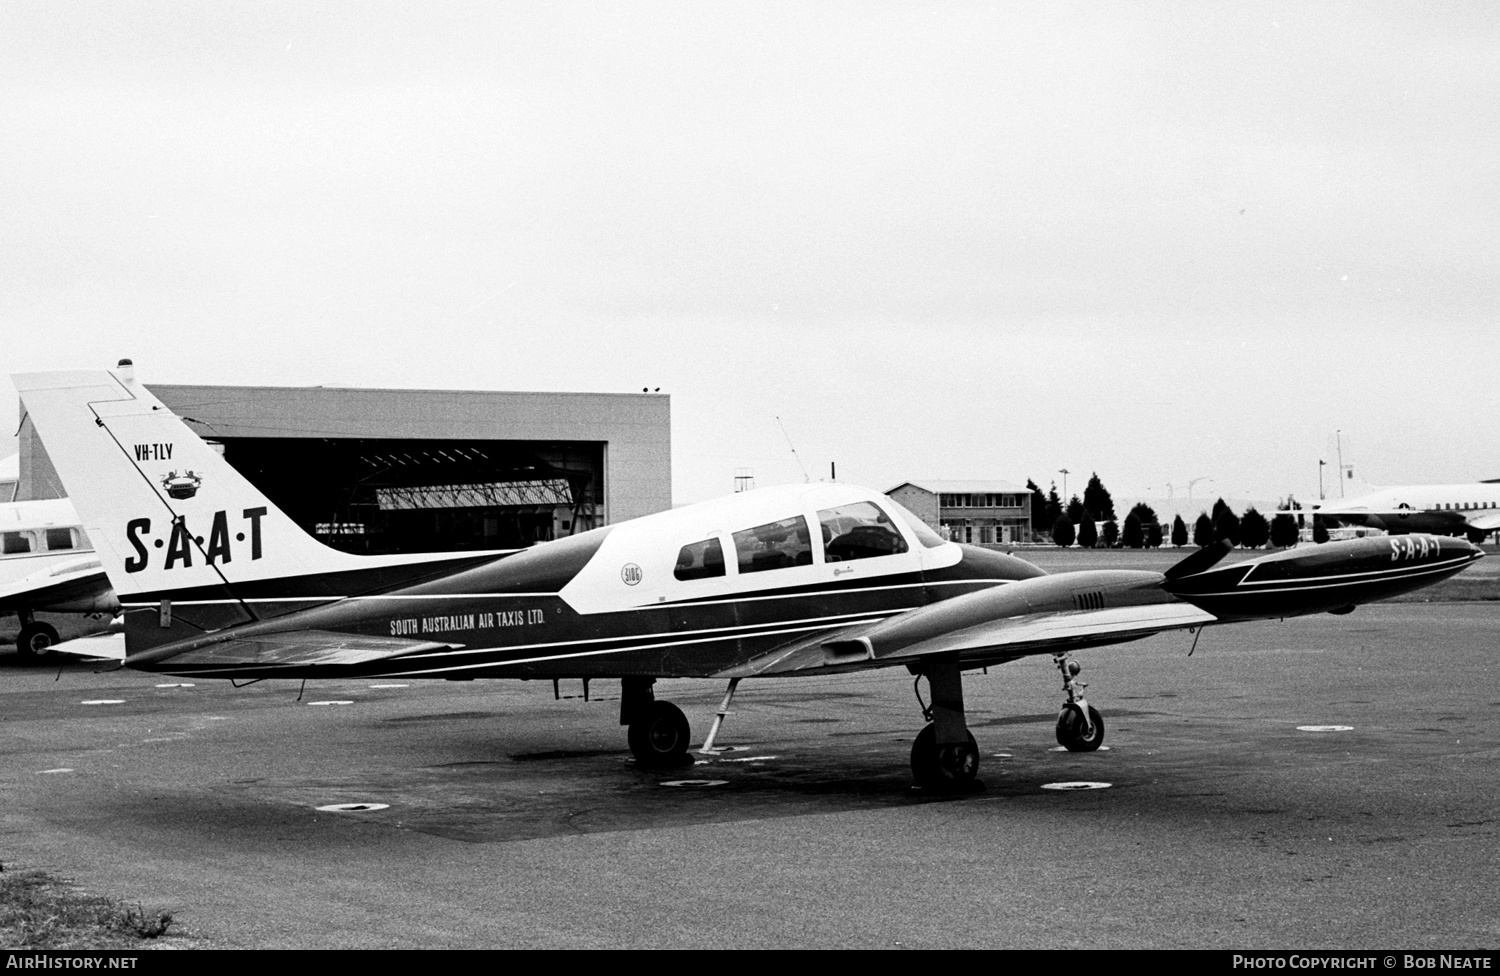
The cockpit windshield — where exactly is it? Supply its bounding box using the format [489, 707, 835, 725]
[880, 497, 948, 549]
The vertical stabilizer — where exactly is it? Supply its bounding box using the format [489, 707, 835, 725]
[13, 369, 362, 601]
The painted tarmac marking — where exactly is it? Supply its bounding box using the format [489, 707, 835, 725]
[718, 755, 778, 762]
[369, 684, 409, 689]
[1041, 781, 1112, 791]
[37, 768, 74, 775]
[316, 803, 390, 813]
[307, 700, 354, 706]
[80, 700, 124, 706]
[1298, 725, 1354, 732]
[991, 753, 1013, 758]
[1050, 745, 1110, 752]
[661, 779, 728, 788]
[154, 683, 195, 688]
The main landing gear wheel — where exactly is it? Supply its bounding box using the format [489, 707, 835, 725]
[1056, 704, 1105, 752]
[16, 623, 60, 659]
[910, 723, 980, 792]
[627, 700, 693, 768]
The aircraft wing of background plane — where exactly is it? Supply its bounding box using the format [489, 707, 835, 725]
[1466, 511, 1500, 534]
[0, 557, 114, 615]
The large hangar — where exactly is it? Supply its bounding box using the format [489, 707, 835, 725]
[16, 382, 671, 554]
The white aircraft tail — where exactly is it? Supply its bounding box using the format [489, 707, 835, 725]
[13, 368, 364, 600]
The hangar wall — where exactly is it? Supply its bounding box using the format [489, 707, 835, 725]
[17, 383, 671, 549]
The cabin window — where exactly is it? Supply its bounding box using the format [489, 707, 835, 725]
[733, 515, 813, 573]
[674, 538, 726, 581]
[819, 502, 910, 562]
[44, 528, 75, 551]
[2, 531, 32, 555]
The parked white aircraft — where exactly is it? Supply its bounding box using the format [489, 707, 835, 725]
[1312, 482, 1500, 543]
[0, 497, 116, 654]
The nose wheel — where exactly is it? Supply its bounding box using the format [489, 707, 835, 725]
[1054, 653, 1105, 752]
[1056, 702, 1105, 751]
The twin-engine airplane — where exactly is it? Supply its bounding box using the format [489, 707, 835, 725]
[13, 368, 1485, 790]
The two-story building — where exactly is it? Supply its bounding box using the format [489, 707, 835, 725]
[885, 480, 1033, 545]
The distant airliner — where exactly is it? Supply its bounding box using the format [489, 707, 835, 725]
[1312, 482, 1500, 543]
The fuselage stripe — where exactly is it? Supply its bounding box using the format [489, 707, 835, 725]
[389, 610, 906, 660]
[118, 577, 1009, 612]
[1188, 558, 1474, 597]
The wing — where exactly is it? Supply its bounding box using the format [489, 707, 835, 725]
[126, 629, 462, 675]
[0, 559, 117, 614]
[715, 594, 1217, 678]
[1466, 512, 1500, 534]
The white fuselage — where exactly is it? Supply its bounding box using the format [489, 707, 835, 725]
[1313, 483, 1500, 537]
[0, 498, 95, 587]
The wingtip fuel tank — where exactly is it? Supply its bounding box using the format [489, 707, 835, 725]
[1162, 534, 1483, 620]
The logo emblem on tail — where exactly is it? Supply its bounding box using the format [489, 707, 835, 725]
[162, 470, 202, 499]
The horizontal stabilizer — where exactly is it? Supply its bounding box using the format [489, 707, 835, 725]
[49, 634, 126, 662]
[127, 629, 459, 672]
[1163, 539, 1235, 581]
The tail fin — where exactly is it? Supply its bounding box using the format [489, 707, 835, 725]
[13, 368, 362, 602]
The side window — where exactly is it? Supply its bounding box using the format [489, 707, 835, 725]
[674, 538, 726, 581]
[820, 501, 910, 562]
[733, 515, 813, 573]
[44, 528, 76, 551]
[2, 531, 32, 555]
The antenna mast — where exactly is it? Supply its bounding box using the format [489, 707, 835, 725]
[776, 416, 810, 483]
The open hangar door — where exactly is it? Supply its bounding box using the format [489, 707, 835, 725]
[216, 437, 604, 554]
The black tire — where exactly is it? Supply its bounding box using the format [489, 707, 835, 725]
[1056, 704, 1105, 752]
[910, 723, 980, 790]
[627, 701, 692, 767]
[16, 623, 60, 659]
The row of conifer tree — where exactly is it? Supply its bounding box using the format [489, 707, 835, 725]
[1025, 473, 1315, 548]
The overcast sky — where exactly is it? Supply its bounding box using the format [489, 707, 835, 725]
[3, 2, 1496, 512]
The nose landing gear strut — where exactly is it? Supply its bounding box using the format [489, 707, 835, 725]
[1053, 653, 1104, 752]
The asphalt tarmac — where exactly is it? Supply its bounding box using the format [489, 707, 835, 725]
[2, 603, 1496, 949]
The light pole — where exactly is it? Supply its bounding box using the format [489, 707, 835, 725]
[1058, 468, 1070, 502]
[1318, 460, 1326, 500]
[1336, 430, 1345, 498]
